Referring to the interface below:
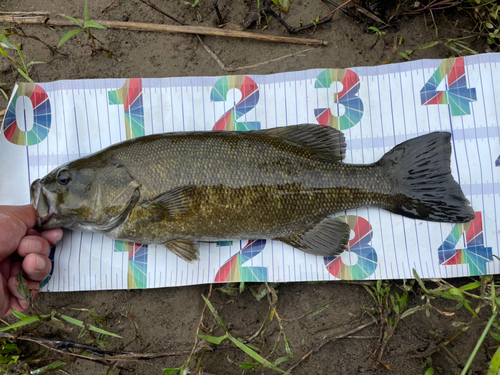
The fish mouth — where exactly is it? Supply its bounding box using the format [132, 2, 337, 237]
[30, 179, 64, 230]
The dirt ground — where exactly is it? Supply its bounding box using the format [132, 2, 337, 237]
[0, 0, 495, 374]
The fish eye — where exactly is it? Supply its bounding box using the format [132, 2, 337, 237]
[56, 169, 72, 185]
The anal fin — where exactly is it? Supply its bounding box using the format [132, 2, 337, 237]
[276, 217, 350, 257]
[163, 240, 200, 263]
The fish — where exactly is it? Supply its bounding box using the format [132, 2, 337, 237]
[30, 124, 475, 263]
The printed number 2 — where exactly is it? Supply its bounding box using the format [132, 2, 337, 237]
[420, 57, 476, 116]
[314, 69, 364, 131]
[210, 75, 260, 131]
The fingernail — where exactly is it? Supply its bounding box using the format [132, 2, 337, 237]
[35, 256, 46, 271]
[26, 239, 42, 253]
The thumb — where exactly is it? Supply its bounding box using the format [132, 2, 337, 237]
[0, 205, 38, 263]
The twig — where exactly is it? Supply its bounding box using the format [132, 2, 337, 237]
[0, 109, 6, 117]
[0, 14, 328, 46]
[139, 0, 185, 25]
[265, 5, 333, 34]
[213, 0, 223, 25]
[325, 0, 360, 19]
[0, 330, 192, 361]
[225, 48, 311, 72]
[285, 320, 376, 374]
[8, 25, 64, 56]
[187, 284, 213, 364]
[439, 343, 462, 366]
[200, 41, 312, 72]
[101, 0, 116, 13]
[320, 0, 355, 21]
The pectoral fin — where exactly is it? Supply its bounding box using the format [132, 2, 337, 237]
[276, 217, 350, 257]
[163, 240, 200, 263]
[141, 185, 197, 221]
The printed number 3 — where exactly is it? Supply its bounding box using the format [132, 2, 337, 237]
[314, 69, 364, 131]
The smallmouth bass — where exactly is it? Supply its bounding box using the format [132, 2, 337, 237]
[31, 124, 474, 262]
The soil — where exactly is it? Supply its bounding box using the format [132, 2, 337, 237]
[0, 0, 494, 374]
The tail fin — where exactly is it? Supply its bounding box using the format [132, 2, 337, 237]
[378, 132, 474, 223]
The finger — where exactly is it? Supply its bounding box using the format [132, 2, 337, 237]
[22, 254, 51, 282]
[0, 256, 11, 283]
[7, 263, 40, 314]
[40, 228, 63, 245]
[0, 275, 10, 317]
[7, 295, 30, 315]
[17, 236, 52, 258]
[0, 205, 38, 262]
[8, 273, 40, 302]
[27, 229, 40, 236]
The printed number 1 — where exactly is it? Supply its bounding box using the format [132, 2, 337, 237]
[109, 79, 148, 289]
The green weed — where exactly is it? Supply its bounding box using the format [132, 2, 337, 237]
[0, 38, 44, 83]
[362, 280, 413, 362]
[271, 0, 291, 14]
[58, 0, 108, 54]
[183, 0, 202, 22]
[410, 271, 500, 374]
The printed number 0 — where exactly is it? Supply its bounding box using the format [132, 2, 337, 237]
[314, 69, 364, 131]
[210, 75, 260, 131]
[3, 83, 51, 146]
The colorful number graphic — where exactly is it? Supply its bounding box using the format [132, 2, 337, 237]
[438, 212, 492, 276]
[109, 78, 148, 289]
[420, 57, 476, 116]
[40, 245, 56, 288]
[3, 83, 51, 145]
[215, 240, 268, 282]
[114, 241, 148, 288]
[314, 69, 364, 130]
[210, 75, 260, 131]
[108, 78, 145, 139]
[324, 216, 378, 280]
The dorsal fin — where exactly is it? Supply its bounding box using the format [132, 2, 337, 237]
[256, 124, 346, 162]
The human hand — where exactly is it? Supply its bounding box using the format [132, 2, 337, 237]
[0, 205, 62, 317]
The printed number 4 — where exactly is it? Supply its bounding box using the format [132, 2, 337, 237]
[420, 57, 476, 116]
[438, 212, 492, 276]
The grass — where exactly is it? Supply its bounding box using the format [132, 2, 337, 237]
[0, 36, 43, 83]
[57, 0, 109, 56]
[0, 306, 120, 374]
[0, 276, 499, 374]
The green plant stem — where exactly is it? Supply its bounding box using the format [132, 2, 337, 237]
[461, 313, 498, 375]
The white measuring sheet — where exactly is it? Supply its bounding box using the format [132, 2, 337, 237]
[1, 54, 499, 291]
